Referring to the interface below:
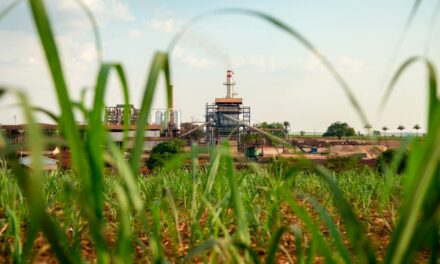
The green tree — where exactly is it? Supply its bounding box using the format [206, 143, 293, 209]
[413, 124, 421, 137]
[283, 121, 290, 140]
[146, 139, 184, 171]
[377, 149, 408, 174]
[300, 130, 305, 136]
[373, 130, 381, 137]
[382, 126, 388, 137]
[257, 122, 284, 136]
[364, 123, 372, 137]
[256, 122, 285, 146]
[323, 121, 356, 139]
[397, 125, 405, 137]
[180, 122, 204, 142]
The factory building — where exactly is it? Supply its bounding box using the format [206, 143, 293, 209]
[1, 122, 162, 152]
[205, 70, 251, 146]
[104, 104, 181, 150]
[104, 104, 140, 125]
[104, 104, 181, 136]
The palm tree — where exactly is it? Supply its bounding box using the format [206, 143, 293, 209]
[364, 124, 372, 137]
[413, 124, 421, 137]
[397, 125, 405, 137]
[283, 121, 290, 140]
[382, 126, 388, 137]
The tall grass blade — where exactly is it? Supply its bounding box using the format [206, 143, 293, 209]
[203, 147, 221, 197]
[381, 0, 422, 83]
[150, 201, 165, 263]
[281, 188, 336, 264]
[21, 219, 38, 263]
[424, 0, 440, 55]
[189, 144, 203, 247]
[308, 197, 352, 264]
[292, 225, 304, 264]
[379, 137, 412, 210]
[28, 0, 87, 174]
[233, 242, 261, 264]
[380, 56, 438, 130]
[385, 60, 440, 263]
[164, 187, 183, 250]
[184, 239, 218, 263]
[32, 107, 59, 123]
[130, 52, 172, 173]
[114, 184, 133, 262]
[6, 207, 22, 264]
[2, 90, 78, 263]
[73, 0, 103, 62]
[305, 238, 316, 264]
[265, 226, 286, 264]
[314, 164, 377, 264]
[87, 63, 131, 224]
[0, 0, 22, 21]
[107, 139, 142, 211]
[221, 142, 250, 245]
[265, 225, 303, 264]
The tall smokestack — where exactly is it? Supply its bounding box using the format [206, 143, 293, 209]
[223, 70, 236, 98]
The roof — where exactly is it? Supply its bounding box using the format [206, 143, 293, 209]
[1, 123, 161, 131]
[215, 98, 243, 104]
[19, 156, 58, 167]
[105, 124, 161, 131]
[1, 123, 58, 130]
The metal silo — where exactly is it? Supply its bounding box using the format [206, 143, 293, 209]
[173, 110, 181, 130]
[155, 111, 163, 125]
[162, 110, 170, 130]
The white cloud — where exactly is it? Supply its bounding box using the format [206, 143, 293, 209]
[59, 0, 134, 21]
[0, 30, 99, 123]
[129, 29, 142, 38]
[184, 55, 212, 68]
[233, 55, 286, 72]
[338, 56, 364, 72]
[52, 0, 134, 31]
[0, 30, 46, 72]
[146, 19, 179, 33]
[172, 46, 215, 69]
[295, 54, 364, 74]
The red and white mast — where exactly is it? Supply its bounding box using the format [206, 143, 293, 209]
[223, 70, 236, 98]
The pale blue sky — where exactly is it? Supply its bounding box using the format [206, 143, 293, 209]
[1, 0, 439, 133]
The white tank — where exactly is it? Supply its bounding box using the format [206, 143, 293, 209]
[155, 111, 163, 125]
[173, 110, 181, 130]
[162, 110, 170, 130]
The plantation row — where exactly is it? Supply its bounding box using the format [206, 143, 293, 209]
[0, 162, 406, 263]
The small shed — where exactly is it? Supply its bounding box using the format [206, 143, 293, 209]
[19, 156, 58, 171]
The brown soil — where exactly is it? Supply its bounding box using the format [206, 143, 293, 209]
[1, 199, 431, 263]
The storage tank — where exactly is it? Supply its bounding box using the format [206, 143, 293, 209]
[162, 110, 170, 130]
[173, 110, 181, 130]
[155, 111, 163, 125]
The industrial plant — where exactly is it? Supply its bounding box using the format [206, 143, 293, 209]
[205, 70, 251, 146]
[0, 70, 250, 157]
[101, 70, 251, 149]
[0, 68, 406, 171]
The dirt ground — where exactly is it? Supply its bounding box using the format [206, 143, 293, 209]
[254, 138, 403, 160]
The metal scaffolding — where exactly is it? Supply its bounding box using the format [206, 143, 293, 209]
[104, 104, 139, 125]
[205, 99, 251, 145]
[205, 70, 251, 146]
